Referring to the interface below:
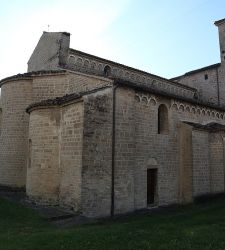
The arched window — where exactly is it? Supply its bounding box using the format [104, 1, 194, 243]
[158, 104, 169, 134]
[104, 65, 111, 77]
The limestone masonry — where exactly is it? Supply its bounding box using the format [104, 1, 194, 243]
[1, 18, 225, 217]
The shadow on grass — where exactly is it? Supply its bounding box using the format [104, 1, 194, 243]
[1, 197, 225, 250]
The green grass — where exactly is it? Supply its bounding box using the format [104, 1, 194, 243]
[1, 198, 225, 250]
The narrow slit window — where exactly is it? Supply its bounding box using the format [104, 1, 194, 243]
[204, 74, 208, 80]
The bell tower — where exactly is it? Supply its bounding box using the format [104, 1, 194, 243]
[215, 18, 225, 65]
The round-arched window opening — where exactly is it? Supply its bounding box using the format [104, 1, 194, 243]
[104, 65, 111, 77]
[158, 104, 169, 134]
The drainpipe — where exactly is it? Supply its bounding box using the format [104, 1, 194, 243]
[222, 135, 225, 193]
[111, 83, 119, 217]
[216, 67, 220, 106]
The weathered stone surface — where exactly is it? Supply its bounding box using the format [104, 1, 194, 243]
[28, 32, 70, 72]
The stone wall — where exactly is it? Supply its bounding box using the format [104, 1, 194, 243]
[174, 67, 219, 105]
[173, 64, 225, 108]
[0, 71, 111, 189]
[32, 73, 70, 102]
[209, 133, 224, 193]
[27, 101, 84, 210]
[0, 79, 33, 187]
[192, 130, 210, 196]
[81, 88, 113, 217]
[178, 123, 193, 204]
[112, 86, 225, 213]
[133, 92, 158, 210]
[27, 108, 60, 204]
[192, 130, 225, 197]
[59, 101, 84, 212]
[218, 65, 225, 106]
[27, 88, 113, 217]
[22, 82, 225, 217]
[1, 69, 225, 217]
[114, 87, 135, 214]
[107, 87, 181, 212]
[31, 72, 112, 102]
[133, 92, 179, 207]
[68, 72, 112, 93]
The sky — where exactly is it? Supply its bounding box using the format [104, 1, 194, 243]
[0, 0, 225, 81]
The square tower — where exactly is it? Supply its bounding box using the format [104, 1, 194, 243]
[215, 18, 225, 65]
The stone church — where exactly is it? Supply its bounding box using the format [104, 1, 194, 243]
[0, 18, 225, 218]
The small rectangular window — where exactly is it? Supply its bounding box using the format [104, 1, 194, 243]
[204, 74, 208, 80]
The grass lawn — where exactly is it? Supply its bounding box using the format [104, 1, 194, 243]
[1, 198, 225, 250]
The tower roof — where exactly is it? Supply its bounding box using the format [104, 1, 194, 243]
[214, 18, 225, 26]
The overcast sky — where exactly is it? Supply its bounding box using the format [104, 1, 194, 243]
[1, 0, 225, 81]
